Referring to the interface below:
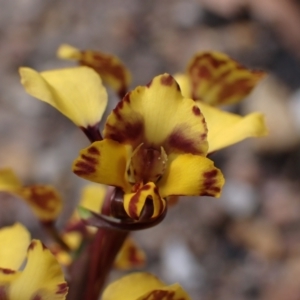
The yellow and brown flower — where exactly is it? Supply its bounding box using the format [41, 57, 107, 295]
[73, 74, 225, 221]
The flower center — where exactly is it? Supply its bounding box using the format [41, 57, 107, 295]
[127, 144, 168, 185]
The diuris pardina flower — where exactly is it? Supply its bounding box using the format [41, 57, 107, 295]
[73, 74, 225, 221]
[0, 223, 68, 300]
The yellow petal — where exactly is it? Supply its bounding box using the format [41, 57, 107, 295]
[104, 73, 208, 155]
[173, 73, 191, 98]
[0, 223, 30, 270]
[18, 185, 63, 222]
[158, 153, 224, 198]
[197, 102, 268, 153]
[79, 184, 106, 213]
[102, 272, 190, 300]
[124, 182, 166, 220]
[9, 240, 68, 300]
[114, 237, 146, 270]
[102, 272, 165, 300]
[19, 66, 108, 128]
[57, 44, 131, 98]
[56, 44, 81, 60]
[0, 269, 20, 285]
[73, 139, 132, 192]
[0, 168, 22, 192]
[187, 51, 265, 105]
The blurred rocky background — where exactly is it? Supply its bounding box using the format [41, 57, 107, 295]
[1, 0, 300, 299]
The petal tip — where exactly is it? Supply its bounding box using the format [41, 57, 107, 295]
[57, 44, 81, 60]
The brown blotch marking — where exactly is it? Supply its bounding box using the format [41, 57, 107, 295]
[128, 184, 152, 219]
[141, 184, 151, 191]
[160, 74, 174, 86]
[190, 64, 211, 81]
[88, 146, 100, 155]
[113, 101, 124, 121]
[32, 295, 42, 300]
[192, 105, 201, 116]
[203, 169, 218, 179]
[28, 240, 38, 251]
[74, 162, 96, 175]
[0, 268, 15, 275]
[142, 290, 181, 300]
[218, 78, 255, 103]
[200, 133, 207, 140]
[128, 190, 141, 219]
[146, 79, 153, 88]
[25, 186, 58, 212]
[56, 283, 68, 295]
[105, 118, 144, 144]
[81, 154, 98, 164]
[128, 245, 142, 265]
[123, 93, 131, 103]
[168, 128, 201, 155]
[201, 169, 221, 196]
[81, 51, 128, 98]
[195, 53, 228, 69]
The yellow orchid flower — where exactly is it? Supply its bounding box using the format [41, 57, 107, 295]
[73, 74, 225, 221]
[57, 44, 131, 98]
[102, 272, 190, 300]
[0, 223, 68, 300]
[19, 66, 108, 131]
[0, 168, 62, 223]
[175, 51, 268, 152]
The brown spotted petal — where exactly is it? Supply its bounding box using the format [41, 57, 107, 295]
[104, 73, 208, 155]
[73, 139, 132, 193]
[114, 237, 146, 270]
[187, 51, 265, 105]
[17, 185, 63, 223]
[57, 44, 131, 98]
[0, 169, 63, 223]
[123, 182, 166, 220]
[102, 272, 191, 300]
[158, 153, 224, 198]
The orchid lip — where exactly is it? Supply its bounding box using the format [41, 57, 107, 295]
[127, 144, 168, 185]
